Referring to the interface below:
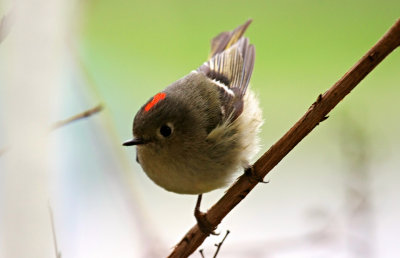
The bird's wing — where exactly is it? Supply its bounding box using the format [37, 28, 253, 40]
[197, 20, 255, 122]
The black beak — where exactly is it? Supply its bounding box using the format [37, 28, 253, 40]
[122, 138, 146, 146]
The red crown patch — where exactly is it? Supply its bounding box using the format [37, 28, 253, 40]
[145, 92, 166, 112]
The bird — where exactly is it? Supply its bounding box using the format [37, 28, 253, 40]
[123, 19, 263, 234]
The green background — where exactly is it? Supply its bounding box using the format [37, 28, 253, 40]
[79, 0, 400, 145]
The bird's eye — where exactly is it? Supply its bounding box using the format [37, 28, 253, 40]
[159, 124, 172, 137]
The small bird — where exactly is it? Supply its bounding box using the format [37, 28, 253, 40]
[123, 20, 263, 234]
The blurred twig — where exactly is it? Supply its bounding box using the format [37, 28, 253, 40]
[0, 8, 14, 44]
[0, 104, 103, 157]
[168, 18, 400, 257]
[0, 146, 10, 157]
[48, 205, 62, 258]
[339, 116, 375, 258]
[51, 104, 103, 130]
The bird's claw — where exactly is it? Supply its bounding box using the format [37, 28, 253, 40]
[194, 194, 219, 236]
[195, 210, 219, 236]
[244, 166, 268, 183]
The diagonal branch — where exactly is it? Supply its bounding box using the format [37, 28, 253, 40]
[50, 104, 103, 130]
[168, 18, 400, 258]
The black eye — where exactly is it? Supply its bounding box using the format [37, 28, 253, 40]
[160, 124, 172, 137]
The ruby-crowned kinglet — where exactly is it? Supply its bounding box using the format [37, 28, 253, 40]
[123, 20, 262, 232]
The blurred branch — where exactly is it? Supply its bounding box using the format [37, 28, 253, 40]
[0, 146, 10, 157]
[0, 8, 14, 44]
[168, 18, 400, 257]
[48, 205, 62, 258]
[0, 104, 103, 157]
[339, 116, 375, 258]
[51, 104, 103, 130]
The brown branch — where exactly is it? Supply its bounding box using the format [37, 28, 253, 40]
[168, 18, 400, 258]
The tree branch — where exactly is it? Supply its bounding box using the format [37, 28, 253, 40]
[168, 18, 400, 258]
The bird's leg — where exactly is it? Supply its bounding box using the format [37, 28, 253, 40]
[244, 165, 269, 183]
[194, 194, 218, 236]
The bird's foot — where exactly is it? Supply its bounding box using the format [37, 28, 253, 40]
[244, 166, 269, 184]
[194, 194, 219, 236]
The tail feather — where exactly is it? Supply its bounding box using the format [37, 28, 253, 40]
[199, 20, 255, 97]
[209, 19, 252, 59]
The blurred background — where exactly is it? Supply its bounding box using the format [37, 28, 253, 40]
[0, 0, 399, 257]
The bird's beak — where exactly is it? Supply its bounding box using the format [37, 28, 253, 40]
[122, 137, 146, 146]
